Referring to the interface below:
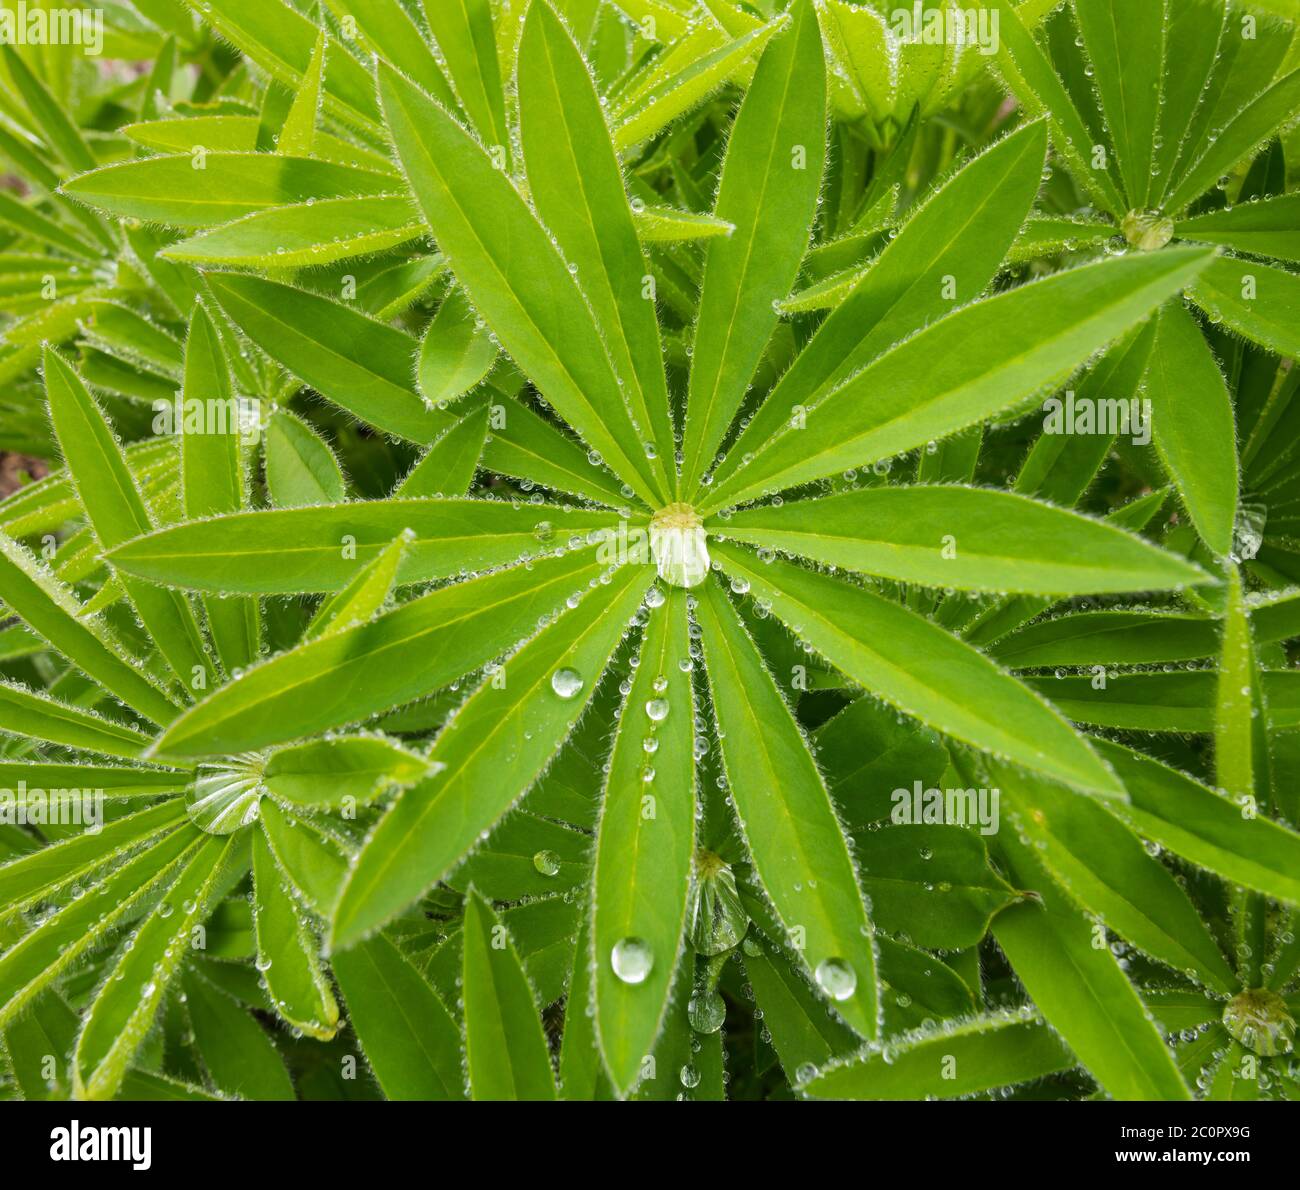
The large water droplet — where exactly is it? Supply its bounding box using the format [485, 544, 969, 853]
[645, 697, 670, 722]
[533, 849, 560, 877]
[688, 990, 726, 1034]
[814, 957, 857, 1002]
[610, 937, 654, 985]
[649, 503, 710, 588]
[551, 667, 584, 699]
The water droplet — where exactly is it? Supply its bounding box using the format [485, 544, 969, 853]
[610, 937, 654, 985]
[645, 698, 670, 722]
[679, 1063, 700, 1088]
[533, 849, 561, 877]
[551, 667, 585, 699]
[688, 990, 726, 1034]
[814, 957, 857, 1002]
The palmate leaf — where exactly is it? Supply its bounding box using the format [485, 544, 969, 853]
[0, 0, 1297, 1108]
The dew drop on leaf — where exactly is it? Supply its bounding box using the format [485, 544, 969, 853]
[551, 667, 584, 699]
[610, 937, 654, 985]
[814, 957, 857, 1002]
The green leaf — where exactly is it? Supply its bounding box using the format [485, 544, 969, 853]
[1163, 67, 1300, 215]
[259, 799, 349, 916]
[984, 806, 1192, 1101]
[1177, 194, 1300, 264]
[0, 531, 180, 727]
[302, 533, 408, 640]
[991, 610, 1220, 669]
[264, 410, 348, 507]
[803, 1011, 1074, 1100]
[377, 59, 662, 506]
[1097, 739, 1300, 905]
[632, 204, 734, 243]
[2, 45, 97, 173]
[591, 588, 695, 1094]
[416, 287, 498, 407]
[331, 931, 466, 1100]
[206, 273, 450, 445]
[703, 248, 1214, 511]
[611, 15, 787, 152]
[420, 0, 511, 156]
[695, 579, 877, 1038]
[986, 757, 1237, 993]
[62, 154, 399, 228]
[330, 563, 651, 948]
[276, 30, 325, 156]
[855, 824, 1018, 952]
[179, 300, 260, 675]
[742, 931, 858, 1084]
[0, 826, 200, 1028]
[1073, 0, 1163, 209]
[1215, 565, 1270, 805]
[462, 889, 558, 1100]
[263, 735, 432, 808]
[1186, 254, 1300, 359]
[43, 348, 215, 696]
[395, 407, 490, 498]
[251, 830, 339, 1039]
[718, 485, 1207, 595]
[714, 122, 1048, 489]
[73, 833, 244, 1100]
[517, 1, 675, 484]
[0, 681, 153, 760]
[109, 498, 619, 593]
[712, 543, 1123, 795]
[181, 965, 295, 1100]
[680, 0, 825, 492]
[152, 547, 617, 758]
[986, 0, 1126, 216]
[164, 196, 424, 269]
[181, 0, 382, 134]
[320, 0, 458, 113]
[1144, 302, 1239, 557]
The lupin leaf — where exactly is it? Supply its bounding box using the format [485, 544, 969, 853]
[462, 889, 558, 1100]
[695, 579, 878, 1038]
[591, 588, 695, 1094]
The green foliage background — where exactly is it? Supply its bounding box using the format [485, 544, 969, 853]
[0, 0, 1298, 1101]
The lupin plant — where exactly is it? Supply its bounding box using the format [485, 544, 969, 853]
[0, 0, 1296, 1108]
